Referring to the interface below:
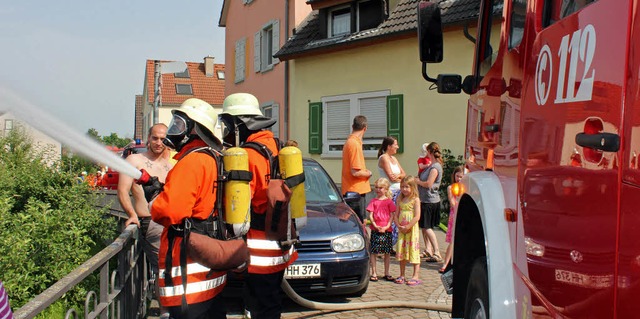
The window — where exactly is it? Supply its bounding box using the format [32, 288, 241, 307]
[476, 0, 501, 77]
[358, 0, 384, 31]
[308, 91, 404, 157]
[543, 0, 597, 27]
[509, 0, 526, 49]
[330, 7, 351, 37]
[261, 103, 280, 139]
[235, 37, 246, 83]
[174, 69, 190, 78]
[254, 20, 280, 73]
[176, 84, 193, 95]
[326, 0, 385, 38]
[217, 70, 225, 80]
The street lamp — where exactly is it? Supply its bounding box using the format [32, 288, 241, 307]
[153, 61, 188, 124]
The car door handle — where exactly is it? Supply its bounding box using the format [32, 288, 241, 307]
[575, 132, 620, 152]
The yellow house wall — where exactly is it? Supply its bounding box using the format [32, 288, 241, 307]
[290, 31, 477, 183]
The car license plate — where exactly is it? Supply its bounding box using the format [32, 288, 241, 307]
[285, 263, 321, 279]
[554, 269, 612, 288]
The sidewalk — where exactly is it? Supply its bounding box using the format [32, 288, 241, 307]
[276, 227, 452, 319]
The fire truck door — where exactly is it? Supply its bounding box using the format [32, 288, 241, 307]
[617, 2, 640, 317]
[519, 1, 628, 317]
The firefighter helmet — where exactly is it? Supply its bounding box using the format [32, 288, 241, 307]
[219, 93, 275, 147]
[221, 93, 263, 116]
[165, 98, 222, 151]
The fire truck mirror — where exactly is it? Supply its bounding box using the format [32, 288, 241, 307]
[417, 1, 444, 63]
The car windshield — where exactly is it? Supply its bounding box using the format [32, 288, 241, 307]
[303, 161, 342, 203]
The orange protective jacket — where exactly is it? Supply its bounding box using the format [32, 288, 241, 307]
[150, 139, 226, 307]
[245, 131, 298, 274]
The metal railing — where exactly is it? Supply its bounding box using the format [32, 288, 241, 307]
[13, 224, 151, 319]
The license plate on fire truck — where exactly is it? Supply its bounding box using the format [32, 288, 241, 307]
[554, 269, 612, 288]
[285, 263, 321, 279]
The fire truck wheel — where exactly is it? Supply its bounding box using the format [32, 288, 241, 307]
[464, 257, 489, 319]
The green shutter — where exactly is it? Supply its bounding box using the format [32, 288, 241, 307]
[309, 102, 322, 154]
[387, 94, 404, 153]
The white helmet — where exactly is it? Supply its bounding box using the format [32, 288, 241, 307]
[221, 93, 263, 116]
[165, 98, 222, 151]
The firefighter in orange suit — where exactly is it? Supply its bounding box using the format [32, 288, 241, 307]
[220, 93, 298, 319]
[149, 98, 226, 319]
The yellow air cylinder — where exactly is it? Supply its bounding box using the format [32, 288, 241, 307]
[279, 146, 307, 231]
[223, 147, 251, 237]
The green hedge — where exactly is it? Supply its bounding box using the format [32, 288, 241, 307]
[0, 129, 116, 311]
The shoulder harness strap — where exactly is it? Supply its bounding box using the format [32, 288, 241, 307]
[242, 140, 280, 179]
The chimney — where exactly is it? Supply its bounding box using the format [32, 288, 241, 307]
[204, 56, 215, 77]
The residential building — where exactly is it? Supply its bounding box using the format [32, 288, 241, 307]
[0, 112, 62, 165]
[275, 0, 498, 182]
[134, 95, 143, 141]
[140, 56, 225, 140]
[218, 0, 312, 141]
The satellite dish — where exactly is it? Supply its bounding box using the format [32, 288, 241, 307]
[160, 61, 187, 74]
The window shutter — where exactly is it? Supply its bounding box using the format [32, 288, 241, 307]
[269, 103, 280, 139]
[359, 96, 386, 139]
[326, 100, 350, 141]
[254, 31, 261, 72]
[272, 19, 280, 64]
[386, 94, 403, 153]
[309, 102, 322, 154]
[235, 38, 246, 83]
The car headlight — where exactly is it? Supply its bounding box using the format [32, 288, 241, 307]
[332, 233, 365, 252]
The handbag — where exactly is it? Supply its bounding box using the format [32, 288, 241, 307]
[440, 267, 453, 295]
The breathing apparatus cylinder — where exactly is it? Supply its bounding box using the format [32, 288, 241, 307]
[223, 147, 251, 237]
[279, 146, 307, 232]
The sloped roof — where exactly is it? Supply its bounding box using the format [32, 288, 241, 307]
[275, 0, 500, 60]
[144, 60, 226, 106]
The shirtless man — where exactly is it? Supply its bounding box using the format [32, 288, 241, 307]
[117, 123, 173, 314]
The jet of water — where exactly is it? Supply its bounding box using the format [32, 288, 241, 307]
[0, 87, 142, 179]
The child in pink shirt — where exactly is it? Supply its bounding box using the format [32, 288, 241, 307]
[367, 178, 397, 282]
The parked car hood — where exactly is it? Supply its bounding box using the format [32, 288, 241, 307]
[299, 202, 362, 241]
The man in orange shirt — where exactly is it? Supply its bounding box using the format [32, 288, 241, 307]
[149, 98, 227, 319]
[341, 115, 373, 221]
[220, 93, 298, 319]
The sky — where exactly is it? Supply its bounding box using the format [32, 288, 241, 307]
[0, 1, 226, 138]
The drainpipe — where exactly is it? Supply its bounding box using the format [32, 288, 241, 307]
[284, 0, 290, 140]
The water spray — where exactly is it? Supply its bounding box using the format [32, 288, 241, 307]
[0, 87, 142, 179]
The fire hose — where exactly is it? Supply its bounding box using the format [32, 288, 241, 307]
[281, 278, 452, 313]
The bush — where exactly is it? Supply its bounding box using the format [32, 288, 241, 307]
[439, 148, 464, 226]
[0, 129, 116, 310]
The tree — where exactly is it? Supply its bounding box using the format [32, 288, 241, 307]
[101, 132, 132, 148]
[86, 129, 132, 148]
[87, 128, 100, 140]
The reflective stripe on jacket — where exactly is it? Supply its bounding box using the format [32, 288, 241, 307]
[245, 131, 298, 274]
[151, 139, 226, 307]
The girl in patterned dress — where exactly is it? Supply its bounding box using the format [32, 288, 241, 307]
[367, 178, 397, 282]
[393, 176, 422, 286]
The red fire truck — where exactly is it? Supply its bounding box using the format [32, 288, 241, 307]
[418, 0, 639, 318]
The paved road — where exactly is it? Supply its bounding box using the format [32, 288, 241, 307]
[149, 229, 452, 319]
